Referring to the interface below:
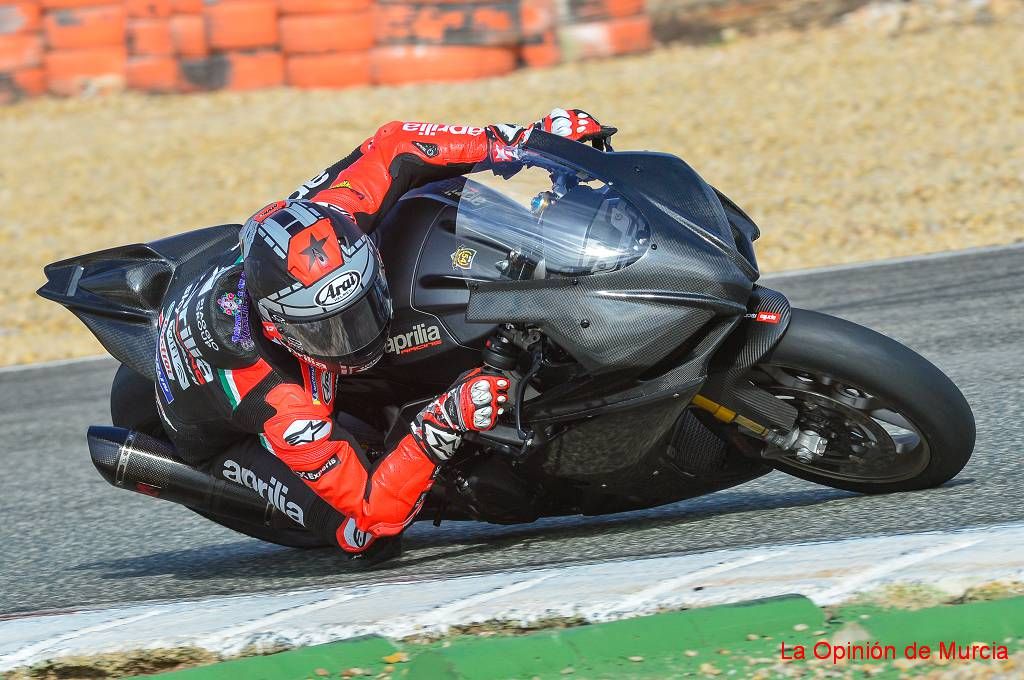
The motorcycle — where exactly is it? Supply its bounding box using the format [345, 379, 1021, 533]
[38, 131, 976, 549]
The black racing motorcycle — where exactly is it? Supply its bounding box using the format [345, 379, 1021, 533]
[38, 131, 976, 548]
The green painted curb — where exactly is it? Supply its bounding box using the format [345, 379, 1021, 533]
[843, 595, 1024, 649]
[149, 595, 1024, 680]
[406, 595, 823, 680]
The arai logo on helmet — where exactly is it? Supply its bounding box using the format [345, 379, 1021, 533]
[315, 270, 361, 307]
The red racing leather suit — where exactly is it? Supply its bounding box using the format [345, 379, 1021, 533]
[155, 120, 523, 553]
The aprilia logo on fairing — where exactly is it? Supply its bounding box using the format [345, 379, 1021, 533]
[384, 323, 442, 355]
[222, 460, 305, 525]
[757, 312, 781, 324]
[743, 311, 781, 324]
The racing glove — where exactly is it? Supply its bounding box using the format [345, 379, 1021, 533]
[411, 368, 510, 464]
[487, 108, 616, 163]
[536, 108, 610, 144]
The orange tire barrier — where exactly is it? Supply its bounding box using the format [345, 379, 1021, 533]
[44, 44, 125, 94]
[125, 0, 171, 18]
[43, 5, 126, 49]
[565, 0, 646, 22]
[0, 33, 41, 69]
[559, 13, 651, 59]
[40, 0, 116, 9]
[3, 0, 654, 100]
[127, 17, 172, 55]
[375, 2, 519, 46]
[0, 65, 45, 103]
[279, 10, 372, 54]
[169, 0, 201, 12]
[278, 0, 371, 13]
[519, 0, 555, 37]
[169, 13, 205, 56]
[285, 50, 371, 88]
[0, 3, 42, 35]
[384, 0, 499, 4]
[126, 53, 176, 89]
[372, 44, 515, 84]
[519, 28, 558, 67]
[203, 0, 278, 50]
[180, 48, 283, 91]
[223, 49, 283, 89]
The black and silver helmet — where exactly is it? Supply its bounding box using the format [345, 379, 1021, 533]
[241, 200, 392, 374]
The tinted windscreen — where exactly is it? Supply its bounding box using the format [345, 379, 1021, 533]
[454, 151, 650, 282]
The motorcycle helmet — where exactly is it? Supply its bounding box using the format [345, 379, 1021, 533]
[241, 199, 392, 374]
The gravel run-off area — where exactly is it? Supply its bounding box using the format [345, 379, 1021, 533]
[1, 13, 1021, 365]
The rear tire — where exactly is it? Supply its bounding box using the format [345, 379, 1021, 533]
[755, 309, 975, 494]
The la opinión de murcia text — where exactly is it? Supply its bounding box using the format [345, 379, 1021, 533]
[779, 641, 1010, 664]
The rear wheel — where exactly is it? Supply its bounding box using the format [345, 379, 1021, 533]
[749, 309, 975, 494]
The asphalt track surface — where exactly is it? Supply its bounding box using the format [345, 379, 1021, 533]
[1, 244, 1021, 617]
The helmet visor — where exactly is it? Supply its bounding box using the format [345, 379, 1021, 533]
[284, 274, 392, 370]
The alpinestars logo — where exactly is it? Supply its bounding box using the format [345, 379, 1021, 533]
[283, 419, 332, 446]
[222, 460, 305, 525]
[422, 421, 460, 461]
[491, 141, 520, 163]
[384, 323, 442, 355]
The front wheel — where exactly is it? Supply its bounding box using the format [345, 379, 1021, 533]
[749, 309, 975, 494]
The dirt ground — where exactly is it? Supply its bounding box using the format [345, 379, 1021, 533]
[1, 13, 1022, 365]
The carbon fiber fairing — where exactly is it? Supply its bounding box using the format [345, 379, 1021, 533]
[702, 285, 798, 431]
[38, 224, 241, 379]
[464, 132, 755, 382]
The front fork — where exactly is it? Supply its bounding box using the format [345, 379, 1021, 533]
[690, 393, 827, 462]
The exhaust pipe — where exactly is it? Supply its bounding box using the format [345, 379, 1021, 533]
[87, 426, 277, 526]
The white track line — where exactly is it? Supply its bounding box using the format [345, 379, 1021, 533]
[0, 354, 109, 374]
[415, 572, 558, 627]
[611, 552, 784, 614]
[811, 537, 982, 604]
[205, 590, 369, 651]
[0, 608, 162, 668]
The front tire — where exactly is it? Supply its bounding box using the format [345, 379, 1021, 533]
[752, 309, 975, 494]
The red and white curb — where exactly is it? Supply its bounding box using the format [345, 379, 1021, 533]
[1, 522, 1021, 671]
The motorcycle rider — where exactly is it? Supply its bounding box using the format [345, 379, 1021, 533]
[116, 108, 613, 561]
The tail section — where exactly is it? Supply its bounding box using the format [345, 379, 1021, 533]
[37, 224, 240, 378]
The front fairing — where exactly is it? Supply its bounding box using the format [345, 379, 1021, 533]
[460, 132, 757, 381]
